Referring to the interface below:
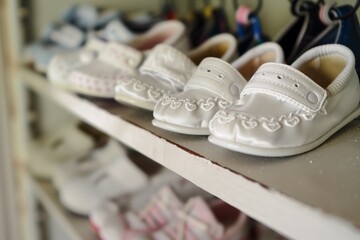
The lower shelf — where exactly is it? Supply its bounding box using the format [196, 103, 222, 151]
[30, 177, 95, 240]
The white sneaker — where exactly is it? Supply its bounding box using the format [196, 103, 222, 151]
[209, 44, 360, 156]
[52, 139, 123, 190]
[59, 142, 147, 215]
[29, 121, 94, 179]
[152, 42, 284, 135]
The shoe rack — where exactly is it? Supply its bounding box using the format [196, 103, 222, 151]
[1, 0, 360, 240]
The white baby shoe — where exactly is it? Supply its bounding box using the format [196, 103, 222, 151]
[59, 142, 147, 215]
[66, 20, 189, 98]
[209, 44, 360, 157]
[47, 19, 137, 88]
[29, 121, 94, 179]
[114, 33, 238, 111]
[52, 139, 122, 190]
[152, 42, 284, 135]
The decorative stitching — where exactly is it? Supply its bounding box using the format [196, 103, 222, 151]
[160, 96, 231, 112]
[215, 104, 328, 132]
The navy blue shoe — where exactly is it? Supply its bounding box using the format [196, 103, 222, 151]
[304, 5, 360, 75]
[276, 1, 326, 63]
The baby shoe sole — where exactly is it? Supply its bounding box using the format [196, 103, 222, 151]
[68, 85, 115, 98]
[152, 119, 210, 135]
[209, 106, 360, 157]
[114, 93, 154, 111]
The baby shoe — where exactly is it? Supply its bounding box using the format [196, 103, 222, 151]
[209, 44, 360, 157]
[47, 19, 136, 89]
[113, 33, 238, 111]
[152, 42, 284, 135]
[52, 139, 121, 190]
[305, 4, 360, 75]
[152, 197, 249, 240]
[29, 121, 94, 179]
[59, 142, 148, 215]
[66, 20, 189, 98]
[90, 169, 213, 231]
[275, 0, 326, 63]
[90, 187, 184, 240]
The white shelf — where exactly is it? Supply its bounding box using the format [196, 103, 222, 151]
[30, 176, 95, 240]
[21, 67, 360, 240]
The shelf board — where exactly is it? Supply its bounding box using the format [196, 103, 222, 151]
[21, 67, 360, 240]
[30, 176, 95, 240]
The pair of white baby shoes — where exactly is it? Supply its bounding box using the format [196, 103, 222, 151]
[151, 44, 360, 157]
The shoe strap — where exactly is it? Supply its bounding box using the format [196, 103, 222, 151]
[241, 63, 327, 112]
[185, 57, 247, 103]
[99, 42, 143, 74]
[139, 44, 196, 91]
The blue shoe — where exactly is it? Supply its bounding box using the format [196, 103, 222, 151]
[275, 1, 326, 63]
[304, 5, 360, 74]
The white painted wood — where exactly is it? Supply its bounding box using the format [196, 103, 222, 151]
[30, 175, 95, 240]
[20, 67, 360, 240]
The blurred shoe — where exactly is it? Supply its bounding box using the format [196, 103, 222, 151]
[29, 121, 94, 179]
[47, 18, 137, 88]
[90, 187, 184, 240]
[60, 142, 147, 215]
[90, 168, 213, 231]
[67, 20, 190, 98]
[52, 139, 121, 190]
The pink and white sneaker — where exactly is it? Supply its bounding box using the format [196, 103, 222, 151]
[90, 187, 184, 240]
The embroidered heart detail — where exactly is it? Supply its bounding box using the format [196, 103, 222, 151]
[170, 100, 182, 109]
[148, 89, 161, 100]
[201, 101, 215, 111]
[133, 81, 146, 91]
[262, 120, 281, 132]
[218, 100, 231, 109]
[185, 102, 197, 111]
[284, 115, 300, 127]
[300, 111, 316, 121]
[217, 114, 235, 124]
[241, 119, 258, 129]
[161, 96, 172, 105]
